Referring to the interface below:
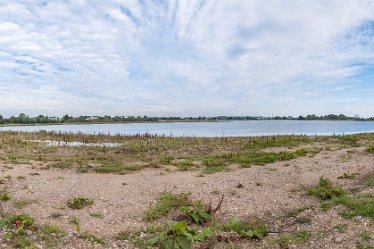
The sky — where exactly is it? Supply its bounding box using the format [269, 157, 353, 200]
[1, 0, 374, 117]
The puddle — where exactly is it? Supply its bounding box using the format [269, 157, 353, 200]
[27, 140, 123, 147]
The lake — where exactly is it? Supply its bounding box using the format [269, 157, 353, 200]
[1, 120, 374, 137]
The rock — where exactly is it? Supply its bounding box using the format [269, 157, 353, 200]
[334, 237, 342, 243]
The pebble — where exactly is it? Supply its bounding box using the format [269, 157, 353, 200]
[334, 237, 342, 243]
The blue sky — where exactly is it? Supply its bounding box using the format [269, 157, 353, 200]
[1, 0, 374, 117]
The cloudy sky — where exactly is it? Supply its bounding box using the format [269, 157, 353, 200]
[1, 0, 374, 117]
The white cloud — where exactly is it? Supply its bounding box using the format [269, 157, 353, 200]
[0, 0, 374, 117]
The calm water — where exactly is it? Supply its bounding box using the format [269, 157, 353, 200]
[1, 120, 374, 137]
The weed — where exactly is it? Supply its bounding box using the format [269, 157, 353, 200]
[267, 231, 311, 248]
[180, 202, 211, 225]
[202, 158, 227, 174]
[149, 221, 213, 249]
[94, 164, 141, 174]
[82, 231, 105, 245]
[41, 225, 63, 235]
[308, 177, 346, 200]
[16, 176, 26, 181]
[309, 178, 374, 219]
[14, 199, 34, 209]
[366, 145, 374, 154]
[338, 172, 359, 180]
[69, 216, 80, 233]
[145, 192, 191, 221]
[0, 191, 10, 201]
[295, 216, 312, 224]
[90, 212, 103, 218]
[220, 217, 267, 239]
[333, 224, 348, 233]
[67, 196, 93, 210]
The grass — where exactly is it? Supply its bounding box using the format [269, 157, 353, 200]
[67, 196, 93, 210]
[309, 177, 374, 219]
[219, 217, 267, 239]
[202, 158, 227, 174]
[307, 177, 347, 200]
[366, 144, 374, 154]
[94, 164, 142, 174]
[82, 231, 105, 245]
[144, 192, 191, 221]
[0, 131, 334, 175]
[267, 231, 311, 248]
[0, 191, 10, 201]
[364, 173, 374, 187]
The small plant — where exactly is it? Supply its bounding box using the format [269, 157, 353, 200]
[0, 191, 10, 201]
[90, 212, 103, 218]
[41, 224, 63, 235]
[221, 217, 267, 239]
[67, 196, 93, 210]
[366, 145, 374, 154]
[308, 177, 346, 200]
[338, 172, 359, 180]
[69, 216, 80, 233]
[364, 173, 374, 187]
[16, 176, 26, 181]
[268, 231, 311, 248]
[82, 231, 105, 245]
[149, 221, 213, 249]
[180, 202, 211, 225]
[145, 192, 191, 221]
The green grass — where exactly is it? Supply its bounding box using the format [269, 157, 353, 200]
[67, 196, 93, 210]
[0, 191, 10, 201]
[267, 231, 311, 248]
[218, 217, 267, 239]
[202, 158, 227, 174]
[308, 177, 346, 200]
[364, 173, 374, 187]
[366, 145, 374, 154]
[94, 164, 142, 174]
[308, 177, 374, 219]
[82, 232, 105, 245]
[145, 192, 191, 221]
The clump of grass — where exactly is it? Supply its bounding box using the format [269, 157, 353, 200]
[69, 216, 80, 233]
[90, 212, 103, 219]
[308, 177, 346, 200]
[16, 176, 26, 181]
[219, 217, 267, 239]
[364, 173, 374, 187]
[287, 206, 308, 217]
[175, 159, 195, 171]
[14, 199, 34, 209]
[145, 192, 191, 221]
[338, 172, 359, 180]
[308, 177, 374, 219]
[41, 224, 63, 235]
[366, 145, 374, 154]
[67, 196, 93, 210]
[94, 164, 141, 174]
[267, 231, 311, 248]
[0, 191, 10, 201]
[202, 158, 227, 174]
[322, 194, 374, 219]
[82, 231, 105, 245]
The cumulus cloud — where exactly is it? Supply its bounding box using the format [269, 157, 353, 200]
[0, 0, 374, 117]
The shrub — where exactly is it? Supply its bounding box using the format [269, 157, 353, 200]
[67, 196, 93, 210]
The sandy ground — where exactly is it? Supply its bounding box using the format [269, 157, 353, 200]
[0, 147, 373, 248]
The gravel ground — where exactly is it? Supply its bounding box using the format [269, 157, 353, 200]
[0, 146, 373, 248]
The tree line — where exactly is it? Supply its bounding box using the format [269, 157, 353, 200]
[0, 113, 373, 125]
